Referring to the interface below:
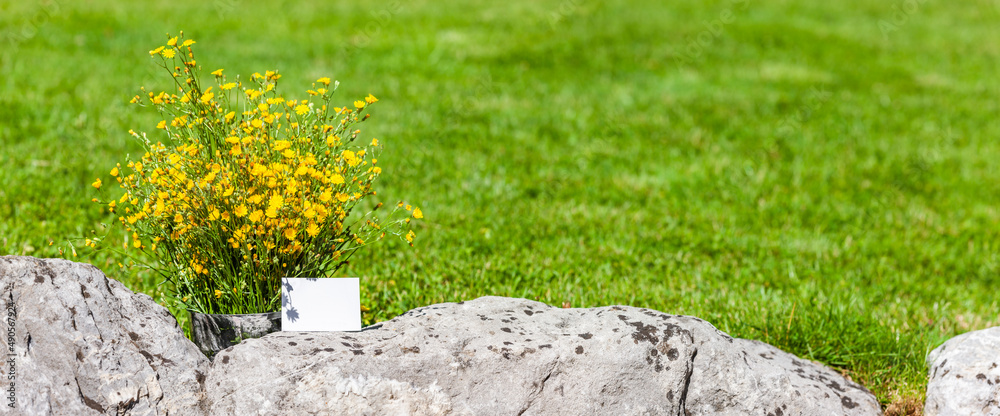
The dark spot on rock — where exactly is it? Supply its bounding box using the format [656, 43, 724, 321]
[539, 344, 552, 349]
[666, 390, 673, 401]
[956, 374, 963, 379]
[351, 350, 364, 355]
[618, 315, 659, 345]
[759, 352, 773, 360]
[128, 332, 139, 341]
[827, 381, 844, 392]
[667, 349, 679, 361]
[324, 348, 335, 352]
[221, 356, 230, 364]
[503, 342, 513, 346]
[524, 310, 534, 316]
[612, 328, 619, 332]
[139, 323, 146, 328]
[305, 338, 314, 341]
[655, 363, 663, 372]
[578, 333, 593, 340]
[374, 349, 383, 356]
[289, 342, 297, 346]
[402, 346, 420, 354]
[520, 348, 536, 357]
[35, 274, 45, 283]
[457, 301, 465, 305]
[575, 346, 584, 354]
[501, 327, 512, 333]
[840, 395, 858, 409]
[196, 370, 206, 385]
[977, 373, 987, 381]
[76, 350, 84, 362]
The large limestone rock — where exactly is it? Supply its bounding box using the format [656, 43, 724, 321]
[206, 296, 881, 415]
[0, 256, 208, 415]
[925, 327, 1000, 416]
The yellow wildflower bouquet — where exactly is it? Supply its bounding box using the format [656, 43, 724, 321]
[92, 32, 421, 314]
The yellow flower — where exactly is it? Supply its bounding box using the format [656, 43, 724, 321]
[306, 223, 319, 237]
[283, 228, 297, 240]
[156, 120, 167, 129]
[214, 289, 222, 299]
[272, 140, 291, 151]
[405, 230, 416, 243]
[221, 82, 236, 90]
[413, 208, 423, 219]
[365, 94, 378, 104]
[149, 46, 165, 56]
[200, 90, 214, 104]
[370, 138, 379, 146]
[249, 210, 264, 223]
[110, 167, 119, 176]
[317, 77, 331, 85]
[91, 178, 102, 189]
[167, 36, 178, 46]
[354, 100, 365, 109]
[162, 48, 176, 59]
[211, 68, 224, 76]
[225, 111, 236, 122]
[182, 39, 196, 47]
[342, 150, 359, 167]
[234, 205, 248, 217]
[295, 104, 310, 115]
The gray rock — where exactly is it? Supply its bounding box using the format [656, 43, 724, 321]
[925, 327, 1000, 416]
[0, 256, 208, 415]
[206, 296, 880, 415]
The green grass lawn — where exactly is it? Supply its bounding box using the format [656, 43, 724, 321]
[3, 0, 999, 409]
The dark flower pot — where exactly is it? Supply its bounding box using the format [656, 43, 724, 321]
[189, 310, 281, 359]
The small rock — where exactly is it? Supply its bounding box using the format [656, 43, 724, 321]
[925, 326, 1000, 416]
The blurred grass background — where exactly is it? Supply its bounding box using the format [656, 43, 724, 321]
[2, 0, 999, 410]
